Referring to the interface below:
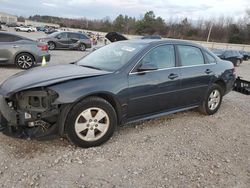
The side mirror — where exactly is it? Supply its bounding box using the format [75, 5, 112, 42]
[56, 35, 61, 39]
[137, 63, 158, 72]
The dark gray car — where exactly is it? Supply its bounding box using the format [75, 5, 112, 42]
[0, 32, 50, 69]
[38, 31, 92, 51]
[0, 40, 235, 148]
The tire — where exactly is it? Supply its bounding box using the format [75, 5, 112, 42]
[235, 59, 241, 67]
[27, 30, 31, 33]
[15, 53, 35, 69]
[199, 84, 223, 115]
[65, 97, 117, 148]
[48, 41, 56, 50]
[78, 43, 86, 51]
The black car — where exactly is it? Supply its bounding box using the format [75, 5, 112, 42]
[239, 51, 250, 61]
[38, 31, 92, 51]
[211, 49, 243, 67]
[0, 40, 235, 148]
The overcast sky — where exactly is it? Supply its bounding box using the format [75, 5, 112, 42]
[0, 0, 249, 20]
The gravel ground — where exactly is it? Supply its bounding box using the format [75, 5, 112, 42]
[0, 31, 249, 188]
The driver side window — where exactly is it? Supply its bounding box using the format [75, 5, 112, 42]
[57, 33, 67, 39]
[140, 45, 175, 70]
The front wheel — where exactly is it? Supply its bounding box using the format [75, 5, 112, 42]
[199, 84, 223, 115]
[65, 97, 117, 148]
[48, 42, 56, 50]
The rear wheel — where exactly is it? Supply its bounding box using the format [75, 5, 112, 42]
[65, 97, 117, 148]
[48, 41, 56, 50]
[235, 59, 241, 67]
[15, 53, 35, 69]
[199, 84, 223, 115]
[78, 43, 86, 51]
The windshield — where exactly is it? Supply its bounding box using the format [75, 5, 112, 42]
[77, 42, 147, 71]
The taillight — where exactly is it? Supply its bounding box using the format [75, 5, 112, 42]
[38, 44, 48, 51]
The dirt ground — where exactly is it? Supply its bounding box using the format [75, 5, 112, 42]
[0, 30, 249, 187]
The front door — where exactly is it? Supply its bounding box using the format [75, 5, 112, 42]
[55, 32, 69, 48]
[127, 45, 181, 118]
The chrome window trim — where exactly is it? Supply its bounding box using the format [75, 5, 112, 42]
[129, 63, 216, 75]
[129, 43, 216, 75]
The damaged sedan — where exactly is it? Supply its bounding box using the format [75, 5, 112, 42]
[0, 40, 235, 148]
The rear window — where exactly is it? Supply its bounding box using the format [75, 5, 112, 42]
[0, 34, 22, 42]
[205, 52, 216, 64]
[68, 33, 81, 39]
[177, 45, 204, 66]
[79, 34, 89, 39]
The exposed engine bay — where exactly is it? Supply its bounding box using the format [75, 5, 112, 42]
[0, 88, 61, 139]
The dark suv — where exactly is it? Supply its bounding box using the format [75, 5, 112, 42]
[38, 32, 92, 51]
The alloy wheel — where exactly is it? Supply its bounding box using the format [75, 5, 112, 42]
[79, 44, 86, 51]
[74, 107, 110, 141]
[48, 42, 55, 50]
[208, 89, 221, 111]
[17, 55, 33, 69]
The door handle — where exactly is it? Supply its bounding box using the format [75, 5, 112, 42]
[205, 69, 213, 74]
[168, 73, 179, 80]
[13, 45, 19, 48]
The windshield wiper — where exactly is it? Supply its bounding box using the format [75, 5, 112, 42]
[78, 65, 103, 70]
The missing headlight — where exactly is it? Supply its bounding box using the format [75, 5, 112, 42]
[15, 89, 58, 112]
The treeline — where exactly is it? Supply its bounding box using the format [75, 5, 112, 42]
[26, 10, 250, 44]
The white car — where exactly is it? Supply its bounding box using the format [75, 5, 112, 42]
[15, 26, 36, 32]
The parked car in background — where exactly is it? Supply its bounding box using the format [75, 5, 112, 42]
[0, 32, 50, 69]
[15, 26, 36, 32]
[38, 31, 92, 51]
[45, 28, 57, 34]
[211, 49, 243, 67]
[0, 40, 235, 147]
[6, 23, 18, 27]
[36, 26, 47, 32]
[239, 51, 250, 61]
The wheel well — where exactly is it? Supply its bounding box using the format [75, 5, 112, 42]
[90, 93, 121, 122]
[59, 93, 122, 136]
[214, 80, 226, 95]
[48, 41, 56, 45]
[15, 52, 36, 63]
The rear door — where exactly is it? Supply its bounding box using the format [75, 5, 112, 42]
[68, 33, 81, 47]
[177, 45, 215, 107]
[127, 45, 181, 118]
[55, 32, 69, 48]
[0, 33, 22, 64]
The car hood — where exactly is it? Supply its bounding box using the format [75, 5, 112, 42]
[0, 64, 111, 97]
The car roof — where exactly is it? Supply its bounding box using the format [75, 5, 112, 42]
[119, 38, 204, 48]
[0, 31, 33, 41]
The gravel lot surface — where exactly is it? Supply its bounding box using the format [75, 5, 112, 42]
[0, 31, 249, 188]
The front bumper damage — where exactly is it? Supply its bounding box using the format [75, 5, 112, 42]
[0, 90, 60, 139]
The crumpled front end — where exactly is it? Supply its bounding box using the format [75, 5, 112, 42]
[0, 88, 60, 139]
